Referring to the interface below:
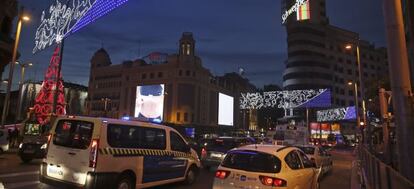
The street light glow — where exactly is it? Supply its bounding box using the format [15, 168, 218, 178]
[345, 44, 352, 50]
[348, 81, 353, 86]
[22, 15, 30, 21]
[28, 63, 33, 66]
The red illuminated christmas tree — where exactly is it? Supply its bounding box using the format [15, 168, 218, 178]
[33, 45, 66, 125]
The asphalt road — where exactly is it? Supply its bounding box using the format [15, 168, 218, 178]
[0, 148, 354, 189]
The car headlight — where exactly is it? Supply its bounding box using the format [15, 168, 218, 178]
[40, 143, 47, 149]
[19, 143, 23, 149]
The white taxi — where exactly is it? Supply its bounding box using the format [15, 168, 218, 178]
[213, 144, 321, 189]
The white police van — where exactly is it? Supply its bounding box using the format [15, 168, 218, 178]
[39, 116, 201, 189]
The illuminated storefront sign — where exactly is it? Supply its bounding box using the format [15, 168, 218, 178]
[282, 0, 310, 24]
[240, 89, 331, 110]
[316, 106, 356, 122]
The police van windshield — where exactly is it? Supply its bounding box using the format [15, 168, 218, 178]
[53, 120, 94, 150]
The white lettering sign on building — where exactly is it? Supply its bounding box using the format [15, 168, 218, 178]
[282, 0, 310, 24]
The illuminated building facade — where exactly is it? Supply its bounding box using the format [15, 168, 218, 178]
[0, 0, 18, 80]
[87, 32, 257, 130]
[282, 0, 389, 108]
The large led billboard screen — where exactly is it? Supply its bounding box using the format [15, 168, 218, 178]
[218, 93, 234, 126]
[134, 84, 165, 123]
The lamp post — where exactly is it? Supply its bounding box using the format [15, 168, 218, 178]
[1, 7, 30, 128]
[345, 43, 369, 145]
[101, 98, 111, 117]
[15, 62, 33, 121]
[348, 81, 362, 143]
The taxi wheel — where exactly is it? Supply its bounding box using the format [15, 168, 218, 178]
[184, 166, 198, 185]
[116, 175, 135, 189]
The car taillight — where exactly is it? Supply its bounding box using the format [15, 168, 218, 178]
[201, 148, 207, 158]
[45, 134, 52, 153]
[215, 170, 230, 179]
[259, 176, 287, 187]
[89, 139, 99, 168]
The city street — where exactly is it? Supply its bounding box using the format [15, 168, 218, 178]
[0, 148, 354, 189]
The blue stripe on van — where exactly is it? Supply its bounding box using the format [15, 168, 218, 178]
[142, 155, 188, 183]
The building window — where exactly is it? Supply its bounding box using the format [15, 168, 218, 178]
[186, 44, 191, 55]
[142, 73, 147, 79]
[184, 112, 188, 122]
[348, 90, 353, 96]
[191, 113, 194, 122]
[158, 72, 163, 78]
[179, 70, 182, 76]
[192, 71, 195, 77]
[341, 100, 346, 106]
[186, 70, 190, 76]
[347, 69, 352, 75]
[150, 73, 154, 79]
[349, 100, 354, 106]
[177, 112, 181, 122]
[340, 89, 345, 95]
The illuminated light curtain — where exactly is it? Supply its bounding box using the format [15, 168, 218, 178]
[33, 45, 66, 125]
[297, 0, 310, 21]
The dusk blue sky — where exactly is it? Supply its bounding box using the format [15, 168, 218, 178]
[6, 0, 386, 89]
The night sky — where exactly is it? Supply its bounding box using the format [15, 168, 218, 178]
[6, 0, 386, 89]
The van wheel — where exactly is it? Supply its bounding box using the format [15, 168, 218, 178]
[184, 166, 198, 185]
[21, 157, 32, 163]
[116, 174, 135, 189]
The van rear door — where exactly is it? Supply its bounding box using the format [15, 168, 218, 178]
[45, 119, 95, 185]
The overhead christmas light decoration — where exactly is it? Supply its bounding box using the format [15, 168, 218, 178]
[316, 106, 356, 122]
[33, 0, 130, 53]
[240, 89, 331, 110]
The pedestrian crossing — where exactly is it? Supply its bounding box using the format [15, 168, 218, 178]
[0, 171, 44, 189]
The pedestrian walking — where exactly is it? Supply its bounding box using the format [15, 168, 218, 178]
[12, 126, 19, 148]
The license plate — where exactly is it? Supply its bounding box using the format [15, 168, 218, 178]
[47, 166, 63, 177]
[23, 149, 35, 153]
[210, 153, 222, 158]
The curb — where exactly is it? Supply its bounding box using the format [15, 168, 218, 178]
[350, 160, 362, 189]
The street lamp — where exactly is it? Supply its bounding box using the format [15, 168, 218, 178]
[344, 43, 367, 125]
[348, 81, 361, 142]
[101, 98, 111, 117]
[1, 7, 30, 128]
[15, 62, 33, 121]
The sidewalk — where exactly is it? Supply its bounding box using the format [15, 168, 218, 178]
[350, 160, 363, 189]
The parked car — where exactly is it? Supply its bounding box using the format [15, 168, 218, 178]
[213, 144, 321, 189]
[0, 129, 9, 154]
[200, 137, 252, 169]
[295, 145, 333, 175]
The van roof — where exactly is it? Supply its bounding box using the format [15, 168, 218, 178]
[56, 115, 172, 130]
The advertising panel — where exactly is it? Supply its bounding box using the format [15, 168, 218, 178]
[218, 93, 234, 126]
[135, 84, 165, 123]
